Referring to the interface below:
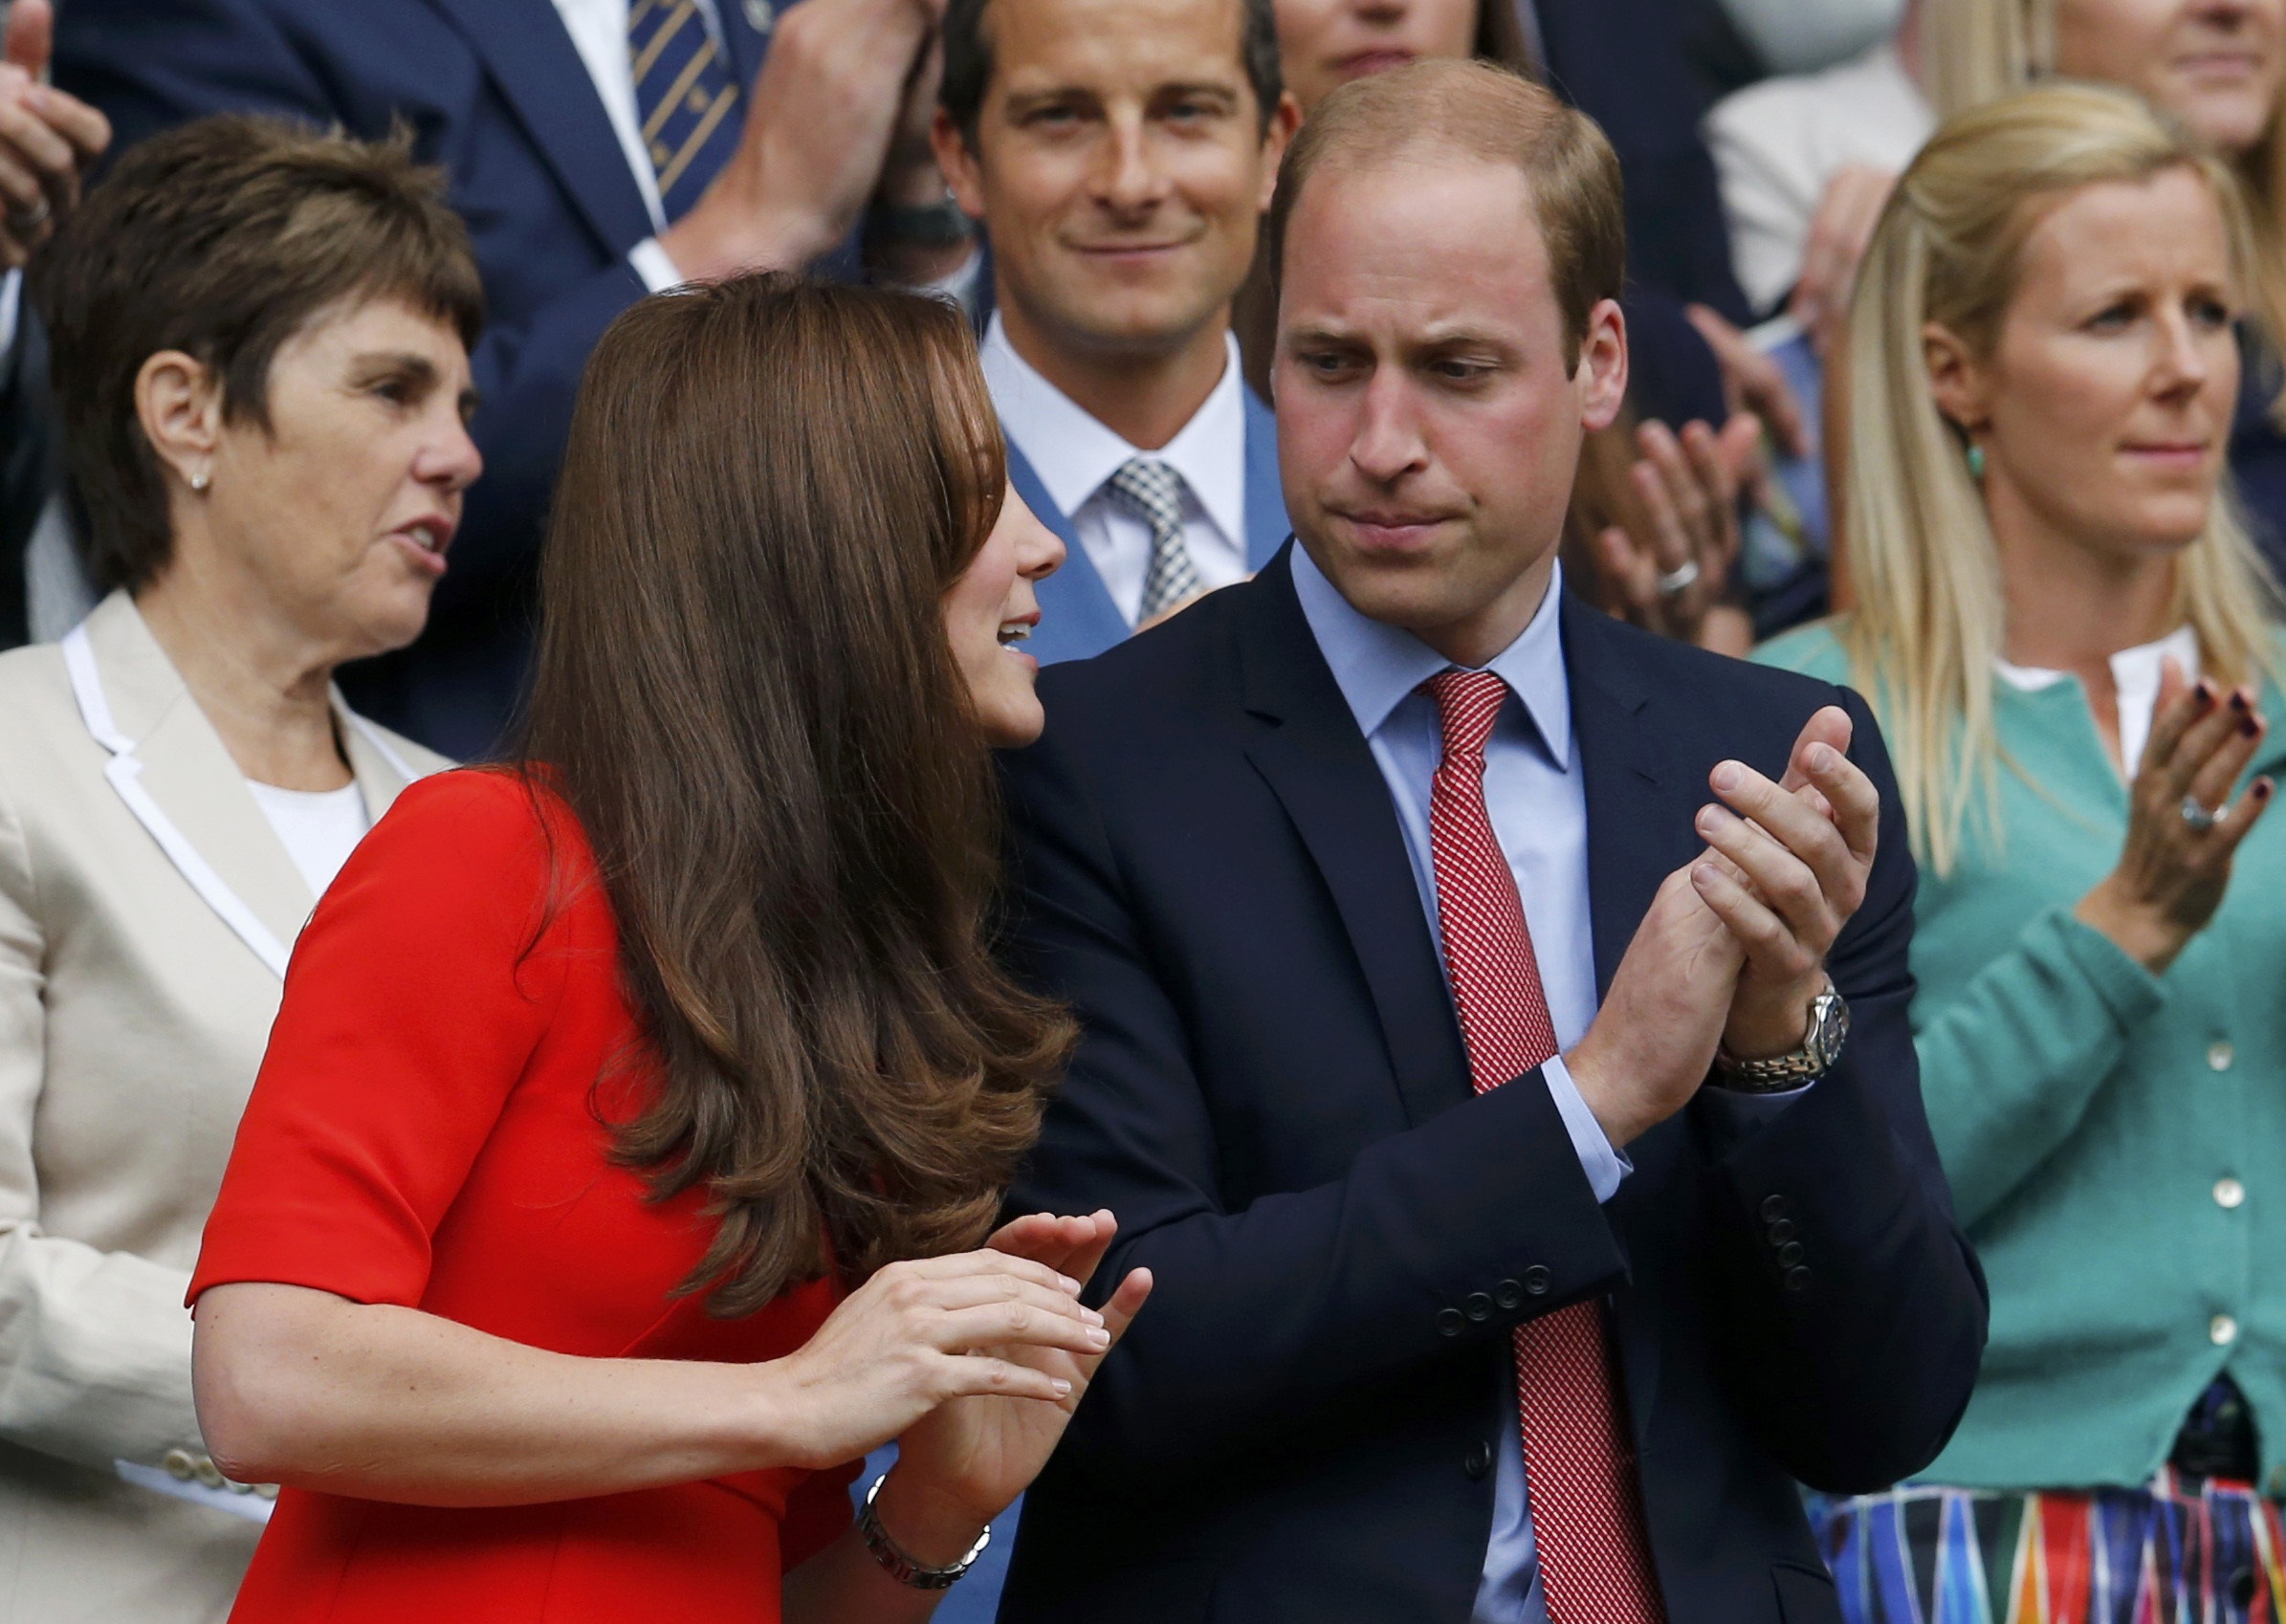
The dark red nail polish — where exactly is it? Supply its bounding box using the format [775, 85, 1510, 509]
[2196, 683, 2218, 709]
[2257, 780, 2274, 801]
[2231, 691, 2250, 713]
[2244, 716, 2261, 737]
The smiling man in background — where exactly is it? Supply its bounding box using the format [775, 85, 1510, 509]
[934, 0, 1300, 664]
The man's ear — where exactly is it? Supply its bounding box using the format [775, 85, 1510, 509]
[933, 105, 988, 222]
[1575, 296, 1629, 432]
[135, 350, 224, 491]
[1255, 92, 1303, 214]
[1922, 319, 1987, 437]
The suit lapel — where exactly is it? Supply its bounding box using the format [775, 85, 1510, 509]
[335, 698, 430, 824]
[1565, 596, 1669, 998]
[1240, 388, 1290, 570]
[421, 0, 656, 253]
[1564, 596, 1698, 1442]
[1010, 439, 1132, 666]
[78, 596, 315, 964]
[1237, 551, 1472, 1127]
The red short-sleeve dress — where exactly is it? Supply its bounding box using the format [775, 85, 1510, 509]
[190, 770, 852, 1624]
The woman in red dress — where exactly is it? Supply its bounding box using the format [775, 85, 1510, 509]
[184, 275, 1151, 1623]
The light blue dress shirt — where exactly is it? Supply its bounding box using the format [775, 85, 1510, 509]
[1292, 547, 1616, 1624]
[1291, 546, 1804, 1623]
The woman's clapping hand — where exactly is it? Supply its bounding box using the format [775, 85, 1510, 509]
[884, 1211, 1151, 1537]
[2076, 657, 2274, 974]
[762, 1229, 1140, 1477]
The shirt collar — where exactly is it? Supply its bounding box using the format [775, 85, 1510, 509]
[1290, 543, 1573, 770]
[1993, 624, 2202, 693]
[980, 311, 1249, 546]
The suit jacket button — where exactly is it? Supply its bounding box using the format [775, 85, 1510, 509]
[1522, 1264, 1553, 1295]
[1436, 1307, 1466, 1337]
[1494, 1279, 1525, 1310]
[1785, 1265, 1813, 1292]
[1761, 1195, 1790, 1222]
[1777, 1241, 1805, 1267]
[1463, 1292, 1493, 1322]
[1766, 1218, 1795, 1244]
[1463, 1440, 1494, 1481]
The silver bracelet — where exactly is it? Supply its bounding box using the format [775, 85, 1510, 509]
[857, 1473, 991, 1591]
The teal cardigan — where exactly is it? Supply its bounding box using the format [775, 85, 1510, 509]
[1756, 623, 2286, 1495]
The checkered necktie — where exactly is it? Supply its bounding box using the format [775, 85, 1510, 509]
[629, 0, 742, 222]
[1424, 669, 1668, 1624]
[1105, 457, 1203, 622]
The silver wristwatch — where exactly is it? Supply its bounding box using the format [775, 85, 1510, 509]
[858, 1474, 992, 1591]
[1713, 983, 1850, 1092]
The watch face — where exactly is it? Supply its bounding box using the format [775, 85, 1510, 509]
[1809, 992, 1850, 1068]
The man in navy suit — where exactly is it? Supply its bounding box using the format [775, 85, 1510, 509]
[997, 59, 1984, 1624]
[55, 0, 966, 756]
[932, 0, 1300, 666]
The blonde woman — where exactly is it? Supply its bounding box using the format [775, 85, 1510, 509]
[1759, 84, 2286, 1621]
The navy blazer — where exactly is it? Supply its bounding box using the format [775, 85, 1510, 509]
[55, 0, 784, 758]
[996, 548, 1986, 1623]
[1008, 388, 1288, 668]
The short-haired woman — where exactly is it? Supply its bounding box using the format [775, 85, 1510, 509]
[187, 274, 1151, 1623]
[1757, 85, 2286, 1619]
[0, 116, 475, 1621]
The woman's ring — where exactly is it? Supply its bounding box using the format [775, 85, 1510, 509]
[1657, 559, 1701, 598]
[2181, 796, 2218, 833]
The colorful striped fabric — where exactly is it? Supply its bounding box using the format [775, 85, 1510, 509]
[1807, 1471, 2286, 1624]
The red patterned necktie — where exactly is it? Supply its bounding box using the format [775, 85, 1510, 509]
[1423, 669, 1667, 1624]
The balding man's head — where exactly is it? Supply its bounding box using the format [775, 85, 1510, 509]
[1266, 58, 1623, 368]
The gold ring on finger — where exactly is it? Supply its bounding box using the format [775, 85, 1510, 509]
[2181, 795, 2219, 833]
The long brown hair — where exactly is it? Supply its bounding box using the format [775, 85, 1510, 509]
[523, 274, 1073, 1316]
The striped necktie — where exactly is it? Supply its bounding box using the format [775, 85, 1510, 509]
[1423, 669, 1669, 1624]
[1105, 457, 1203, 623]
[628, 0, 743, 223]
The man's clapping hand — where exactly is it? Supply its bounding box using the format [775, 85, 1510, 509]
[1566, 706, 1877, 1146]
[0, 0, 110, 269]
[1689, 705, 1877, 1061]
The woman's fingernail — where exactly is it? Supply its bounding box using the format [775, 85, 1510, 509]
[1059, 1275, 1082, 1294]
[2243, 716, 2261, 737]
[1082, 1306, 1104, 1327]
[2231, 690, 2250, 713]
[2257, 779, 2275, 801]
[1052, 1378, 1073, 1395]
[1087, 1326, 1111, 1347]
[2197, 682, 2217, 709]
[1693, 861, 1721, 885]
[1712, 762, 1741, 791]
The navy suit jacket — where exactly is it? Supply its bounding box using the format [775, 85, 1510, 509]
[1007, 388, 1288, 668]
[55, 0, 784, 758]
[995, 548, 1986, 1623]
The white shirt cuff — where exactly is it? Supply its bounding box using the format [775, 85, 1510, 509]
[627, 238, 688, 296]
[0, 269, 20, 367]
[1543, 1055, 1632, 1204]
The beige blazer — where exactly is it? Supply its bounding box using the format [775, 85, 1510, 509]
[0, 592, 448, 1623]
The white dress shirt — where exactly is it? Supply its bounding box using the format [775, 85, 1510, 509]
[1996, 624, 2201, 779]
[980, 312, 1252, 627]
[1703, 40, 1932, 315]
[550, 0, 728, 293]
